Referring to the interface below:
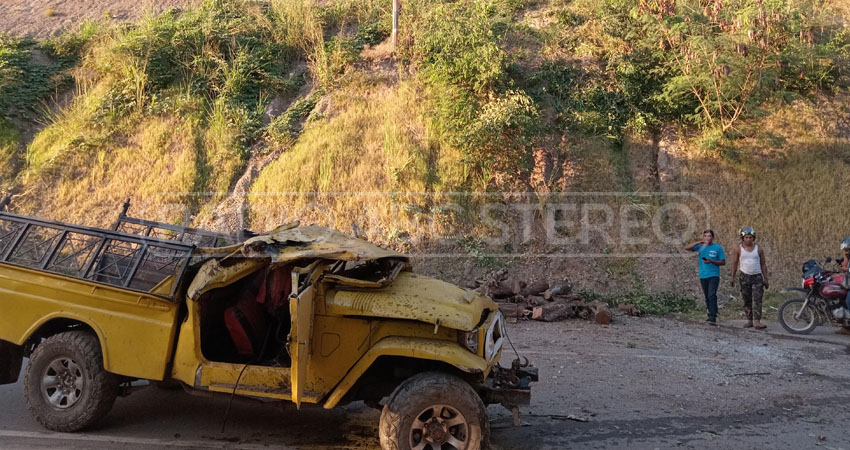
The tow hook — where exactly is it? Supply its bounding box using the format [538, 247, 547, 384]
[510, 356, 537, 388]
[483, 357, 538, 426]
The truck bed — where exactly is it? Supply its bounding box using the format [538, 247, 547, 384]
[0, 212, 197, 380]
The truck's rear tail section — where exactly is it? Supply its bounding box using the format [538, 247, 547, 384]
[0, 211, 195, 380]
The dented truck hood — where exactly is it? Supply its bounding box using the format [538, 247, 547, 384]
[324, 271, 498, 332]
[241, 225, 408, 265]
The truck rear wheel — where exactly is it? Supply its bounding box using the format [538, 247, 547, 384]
[24, 331, 119, 431]
[379, 372, 489, 450]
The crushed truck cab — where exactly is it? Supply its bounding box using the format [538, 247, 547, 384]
[0, 208, 535, 449]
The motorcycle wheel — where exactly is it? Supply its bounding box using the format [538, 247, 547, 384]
[778, 298, 818, 334]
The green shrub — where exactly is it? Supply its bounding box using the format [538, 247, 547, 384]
[529, 61, 630, 140]
[416, 1, 506, 93]
[0, 35, 76, 119]
[319, 21, 389, 78]
[581, 289, 699, 316]
[24, 0, 305, 184]
[95, 3, 295, 116]
[464, 90, 539, 173]
[43, 21, 101, 64]
[0, 117, 20, 184]
[537, 0, 850, 146]
[402, 0, 540, 184]
[265, 91, 322, 148]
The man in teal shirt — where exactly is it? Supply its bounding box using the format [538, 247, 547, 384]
[685, 230, 726, 324]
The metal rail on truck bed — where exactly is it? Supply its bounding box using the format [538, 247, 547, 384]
[0, 212, 194, 298]
[112, 200, 239, 248]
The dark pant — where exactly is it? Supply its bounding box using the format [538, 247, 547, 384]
[700, 276, 719, 322]
[739, 272, 764, 321]
[846, 290, 850, 311]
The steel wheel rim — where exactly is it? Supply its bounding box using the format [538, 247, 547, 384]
[783, 301, 815, 331]
[41, 357, 85, 410]
[409, 404, 469, 450]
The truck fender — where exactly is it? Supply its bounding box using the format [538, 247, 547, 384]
[782, 288, 809, 295]
[322, 336, 490, 409]
[20, 314, 110, 370]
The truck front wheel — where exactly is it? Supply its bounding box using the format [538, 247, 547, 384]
[24, 331, 119, 431]
[379, 372, 489, 450]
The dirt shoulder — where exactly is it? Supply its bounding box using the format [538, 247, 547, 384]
[0, 0, 198, 38]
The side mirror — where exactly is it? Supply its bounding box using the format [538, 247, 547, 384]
[838, 257, 845, 265]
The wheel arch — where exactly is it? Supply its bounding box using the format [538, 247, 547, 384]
[783, 287, 809, 295]
[322, 336, 490, 409]
[379, 370, 490, 450]
[23, 324, 120, 432]
[22, 315, 107, 366]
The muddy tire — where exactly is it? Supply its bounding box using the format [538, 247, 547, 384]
[379, 372, 489, 450]
[778, 298, 818, 335]
[24, 331, 119, 432]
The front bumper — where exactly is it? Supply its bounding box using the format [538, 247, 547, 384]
[479, 359, 538, 407]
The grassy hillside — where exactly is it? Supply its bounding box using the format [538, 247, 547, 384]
[1, 0, 849, 303]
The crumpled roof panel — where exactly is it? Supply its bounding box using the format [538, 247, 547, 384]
[240, 225, 408, 265]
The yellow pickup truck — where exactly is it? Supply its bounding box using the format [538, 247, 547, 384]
[0, 206, 535, 449]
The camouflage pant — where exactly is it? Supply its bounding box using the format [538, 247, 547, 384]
[739, 272, 764, 321]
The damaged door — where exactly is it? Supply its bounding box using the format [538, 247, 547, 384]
[288, 262, 323, 408]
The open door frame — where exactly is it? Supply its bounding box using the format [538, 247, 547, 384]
[288, 261, 324, 408]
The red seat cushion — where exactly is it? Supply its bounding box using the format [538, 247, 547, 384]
[224, 290, 268, 357]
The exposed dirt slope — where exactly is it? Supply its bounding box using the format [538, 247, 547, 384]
[0, 0, 198, 38]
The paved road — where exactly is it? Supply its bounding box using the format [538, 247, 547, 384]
[3, 317, 850, 449]
[0, 375, 353, 449]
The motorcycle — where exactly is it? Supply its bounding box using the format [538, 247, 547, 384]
[778, 257, 849, 334]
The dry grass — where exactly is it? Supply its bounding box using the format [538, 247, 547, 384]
[249, 75, 443, 242]
[12, 0, 286, 226]
[0, 118, 20, 190]
[268, 0, 325, 80]
[202, 98, 249, 198]
[560, 136, 620, 191]
[680, 157, 848, 287]
[16, 115, 202, 226]
[673, 95, 850, 286]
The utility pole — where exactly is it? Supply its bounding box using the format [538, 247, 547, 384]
[392, 0, 399, 48]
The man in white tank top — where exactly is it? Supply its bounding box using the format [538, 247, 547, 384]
[729, 227, 769, 329]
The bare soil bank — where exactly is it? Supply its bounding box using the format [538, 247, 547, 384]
[0, 0, 198, 38]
